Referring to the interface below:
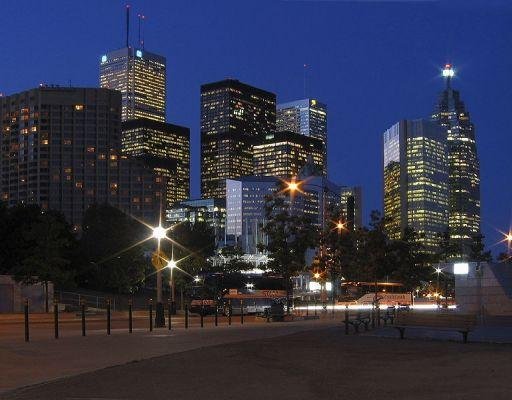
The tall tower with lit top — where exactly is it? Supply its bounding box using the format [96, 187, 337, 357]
[432, 64, 481, 258]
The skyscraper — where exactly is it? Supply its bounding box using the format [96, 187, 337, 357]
[122, 118, 190, 207]
[340, 186, 363, 231]
[432, 64, 481, 257]
[383, 119, 449, 253]
[100, 47, 166, 122]
[0, 87, 164, 228]
[253, 130, 324, 178]
[200, 79, 276, 199]
[277, 99, 327, 175]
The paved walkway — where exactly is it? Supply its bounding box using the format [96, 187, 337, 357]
[0, 319, 339, 394]
[2, 326, 512, 400]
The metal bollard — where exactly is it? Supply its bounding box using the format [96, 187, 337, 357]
[200, 305, 204, 328]
[377, 306, 381, 327]
[344, 305, 349, 335]
[81, 300, 86, 336]
[214, 303, 218, 327]
[185, 304, 189, 329]
[240, 299, 244, 325]
[128, 299, 133, 334]
[168, 300, 172, 331]
[371, 305, 375, 329]
[54, 298, 59, 339]
[24, 299, 29, 342]
[107, 299, 111, 335]
[149, 299, 153, 332]
[228, 300, 232, 326]
[306, 301, 309, 317]
[314, 298, 317, 316]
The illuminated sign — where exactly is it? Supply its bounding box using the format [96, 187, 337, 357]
[101, 55, 107, 63]
[453, 262, 469, 275]
[136, 50, 143, 58]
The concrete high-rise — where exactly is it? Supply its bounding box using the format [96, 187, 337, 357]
[100, 47, 166, 122]
[200, 79, 276, 199]
[277, 99, 327, 175]
[253, 130, 324, 179]
[383, 119, 449, 253]
[0, 87, 165, 228]
[432, 64, 481, 257]
[122, 118, 190, 207]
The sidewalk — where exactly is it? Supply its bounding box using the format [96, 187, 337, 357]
[0, 319, 339, 394]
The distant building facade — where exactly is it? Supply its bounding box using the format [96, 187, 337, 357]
[0, 87, 164, 227]
[200, 79, 276, 199]
[383, 119, 448, 252]
[166, 198, 226, 246]
[226, 177, 279, 254]
[100, 47, 166, 122]
[253, 131, 324, 178]
[277, 99, 327, 175]
[432, 64, 480, 257]
[340, 186, 363, 230]
[121, 118, 190, 207]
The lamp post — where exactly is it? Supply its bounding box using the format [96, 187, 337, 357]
[506, 232, 512, 257]
[152, 225, 167, 327]
[434, 267, 442, 308]
[166, 256, 177, 315]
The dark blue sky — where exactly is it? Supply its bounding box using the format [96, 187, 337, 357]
[1, 0, 511, 253]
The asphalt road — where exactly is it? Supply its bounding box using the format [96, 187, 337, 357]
[3, 326, 512, 400]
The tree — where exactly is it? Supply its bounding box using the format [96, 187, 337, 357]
[10, 209, 76, 312]
[260, 192, 318, 313]
[78, 204, 150, 293]
[434, 229, 461, 263]
[469, 233, 492, 263]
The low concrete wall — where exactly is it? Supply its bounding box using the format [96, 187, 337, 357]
[455, 262, 512, 317]
[0, 275, 53, 313]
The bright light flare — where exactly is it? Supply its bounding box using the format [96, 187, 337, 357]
[434, 267, 442, 274]
[152, 225, 167, 240]
[442, 64, 454, 77]
[166, 259, 177, 270]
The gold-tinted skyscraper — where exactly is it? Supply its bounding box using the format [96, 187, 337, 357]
[383, 119, 449, 253]
[200, 79, 276, 199]
[100, 47, 166, 122]
[432, 64, 480, 257]
[122, 118, 190, 207]
[253, 131, 323, 178]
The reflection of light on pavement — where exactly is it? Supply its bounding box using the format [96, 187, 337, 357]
[294, 304, 457, 311]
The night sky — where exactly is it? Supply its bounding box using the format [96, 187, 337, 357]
[1, 0, 511, 254]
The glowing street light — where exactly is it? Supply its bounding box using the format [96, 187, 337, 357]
[166, 259, 177, 270]
[434, 267, 443, 307]
[314, 272, 321, 280]
[152, 225, 167, 240]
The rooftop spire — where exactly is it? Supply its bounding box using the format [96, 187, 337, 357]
[125, 4, 130, 48]
[442, 63, 455, 89]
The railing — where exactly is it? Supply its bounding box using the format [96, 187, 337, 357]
[56, 291, 116, 311]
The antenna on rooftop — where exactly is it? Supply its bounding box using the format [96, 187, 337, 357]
[303, 63, 307, 98]
[138, 13, 146, 49]
[125, 4, 131, 48]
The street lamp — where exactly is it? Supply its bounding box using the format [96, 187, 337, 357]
[151, 224, 168, 327]
[434, 267, 442, 308]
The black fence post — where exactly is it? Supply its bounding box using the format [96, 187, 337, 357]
[214, 302, 218, 327]
[240, 299, 244, 325]
[128, 299, 133, 334]
[81, 299, 86, 336]
[344, 305, 349, 335]
[185, 304, 189, 329]
[54, 298, 59, 339]
[200, 305, 204, 328]
[168, 299, 172, 331]
[314, 298, 317, 316]
[149, 299, 153, 332]
[228, 300, 232, 326]
[106, 299, 111, 335]
[377, 306, 381, 327]
[24, 299, 29, 343]
[371, 304, 375, 329]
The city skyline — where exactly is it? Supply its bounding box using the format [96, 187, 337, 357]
[0, 1, 510, 251]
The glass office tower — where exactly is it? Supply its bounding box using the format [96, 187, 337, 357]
[200, 79, 276, 199]
[100, 47, 166, 122]
[432, 64, 480, 257]
[277, 99, 327, 175]
[383, 119, 449, 252]
[122, 118, 190, 206]
[253, 131, 324, 178]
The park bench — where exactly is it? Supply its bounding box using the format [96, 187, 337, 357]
[394, 312, 478, 343]
[343, 311, 371, 333]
